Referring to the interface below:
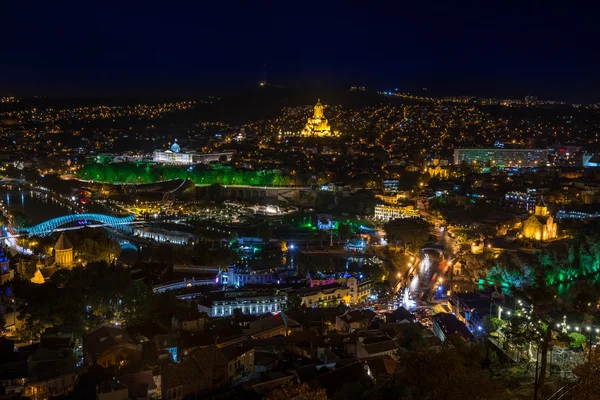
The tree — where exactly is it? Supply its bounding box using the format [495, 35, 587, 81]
[573, 347, 600, 400]
[16, 259, 37, 279]
[268, 382, 327, 400]
[397, 323, 427, 351]
[297, 253, 334, 274]
[393, 346, 505, 399]
[78, 237, 121, 263]
[568, 332, 587, 350]
[517, 271, 558, 393]
[333, 382, 376, 400]
[151, 244, 174, 263]
[482, 316, 504, 334]
[121, 281, 154, 325]
[10, 211, 31, 228]
[338, 223, 352, 242]
[570, 282, 600, 313]
[286, 292, 302, 311]
[257, 223, 273, 245]
[192, 242, 238, 267]
[384, 218, 432, 252]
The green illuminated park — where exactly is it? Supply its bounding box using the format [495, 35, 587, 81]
[76, 162, 296, 186]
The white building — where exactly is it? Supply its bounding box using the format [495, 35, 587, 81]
[346, 277, 373, 304]
[134, 227, 194, 245]
[223, 266, 288, 287]
[198, 291, 287, 317]
[374, 205, 419, 221]
[152, 141, 234, 165]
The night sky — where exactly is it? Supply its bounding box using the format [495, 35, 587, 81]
[2, 1, 599, 101]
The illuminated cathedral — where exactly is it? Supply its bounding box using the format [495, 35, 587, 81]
[521, 199, 557, 241]
[54, 232, 74, 268]
[301, 99, 335, 137]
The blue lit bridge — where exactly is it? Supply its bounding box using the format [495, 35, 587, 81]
[14, 213, 137, 236]
[118, 239, 139, 252]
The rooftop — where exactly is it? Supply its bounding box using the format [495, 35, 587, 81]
[55, 232, 73, 250]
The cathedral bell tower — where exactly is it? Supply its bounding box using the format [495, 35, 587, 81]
[534, 198, 548, 217]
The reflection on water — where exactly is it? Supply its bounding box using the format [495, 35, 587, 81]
[0, 187, 74, 225]
[557, 274, 600, 304]
[557, 283, 573, 304]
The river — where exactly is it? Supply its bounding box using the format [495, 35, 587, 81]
[0, 186, 76, 225]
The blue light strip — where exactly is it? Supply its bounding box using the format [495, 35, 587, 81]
[15, 214, 135, 236]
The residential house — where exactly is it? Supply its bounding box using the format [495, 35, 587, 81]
[23, 347, 77, 400]
[356, 337, 398, 360]
[245, 314, 301, 339]
[171, 312, 209, 333]
[154, 333, 179, 363]
[221, 345, 255, 385]
[387, 306, 414, 324]
[346, 277, 373, 304]
[161, 345, 228, 400]
[306, 362, 367, 398]
[335, 309, 375, 333]
[0, 338, 27, 397]
[96, 380, 129, 400]
[83, 325, 141, 368]
[432, 312, 474, 343]
[364, 357, 398, 386]
[297, 284, 350, 307]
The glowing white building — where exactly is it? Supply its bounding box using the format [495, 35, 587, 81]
[152, 140, 233, 165]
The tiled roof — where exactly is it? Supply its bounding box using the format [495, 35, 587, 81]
[308, 362, 366, 396]
[296, 283, 344, 296]
[221, 344, 253, 361]
[433, 313, 474, 340]
[165, 345, 228, 389]
[164, 354, 205, 388]
[191, 345, 228, 373]
[366, 357, 397, 378]
[84, 326, 136, 356]
[155, 333, 178, 349]
[247, 314, 299, 336]
[362, 340, 398, 355]
[55, 232, 72, 250]
[338, 309, 375, 324]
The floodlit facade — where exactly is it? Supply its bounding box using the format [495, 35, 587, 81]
[521, 200, 557, 241]
[374, 205, 419, 221]
[453, 148, 548, 167]
[133, 227, 194, 245]
[54, 232, 73, 268]
[198, 292, 287, 317]
[153, 140, 233, 165]
[346, 277, 373, 304]
[297, 284, 351, 307]
[301, 99, 335, 137]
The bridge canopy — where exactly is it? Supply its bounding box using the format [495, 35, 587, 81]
[15, 214, 136, 236]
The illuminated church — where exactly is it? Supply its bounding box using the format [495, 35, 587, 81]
[301, 99, 335, 137]
[521, 199, 557, 241]
[54, 232, 74, 268]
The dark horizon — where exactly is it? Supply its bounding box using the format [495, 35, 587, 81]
[2, 2, 599, 103]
